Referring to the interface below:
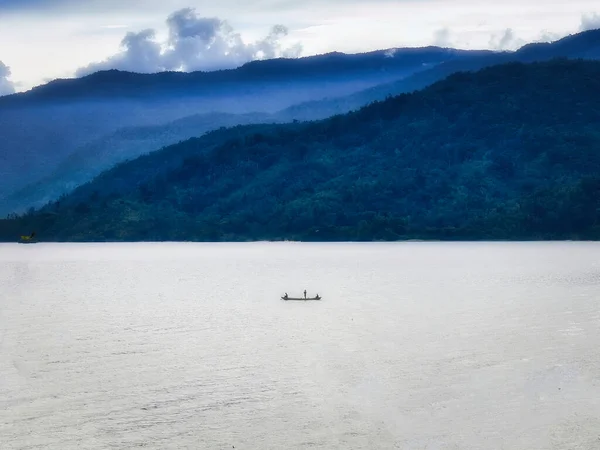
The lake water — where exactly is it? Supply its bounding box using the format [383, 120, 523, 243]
[1, 241, 600, 449]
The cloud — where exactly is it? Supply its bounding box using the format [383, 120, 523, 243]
[536, 30, 563, 42]
[432, 27, 452, 47]
[76, 7, 302, 76]
[488, 28, 526, 50]
[0, 61, 15, 96]
[580, 12, 600, 31]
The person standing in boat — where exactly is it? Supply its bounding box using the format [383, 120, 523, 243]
[304, 290, 307, 299]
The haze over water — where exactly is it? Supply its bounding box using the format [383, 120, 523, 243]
[1, 241, 600, 449]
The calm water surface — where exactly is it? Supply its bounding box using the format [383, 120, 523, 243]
[1, 242, 600, 449]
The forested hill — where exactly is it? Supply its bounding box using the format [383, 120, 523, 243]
[2, 59, 600, 242]
[0, 45, 483, 213]
[278, 28, 600, 121]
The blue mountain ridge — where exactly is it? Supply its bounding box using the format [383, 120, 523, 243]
[2, 28, 600, 216]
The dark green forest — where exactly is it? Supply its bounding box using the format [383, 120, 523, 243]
[2, 59, 600, 242]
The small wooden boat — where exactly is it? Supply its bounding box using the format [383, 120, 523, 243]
[18, 232, 38, 244]
[281, 294, 321, 301]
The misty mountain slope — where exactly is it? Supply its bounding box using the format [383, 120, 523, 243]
[278, 28, 600, 121]
[3, 59, 600, 242]
[1, 111, 279, 215]
[0, 46, 483, 212]
[0, 47, 482, 105]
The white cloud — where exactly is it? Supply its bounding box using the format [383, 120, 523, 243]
[0, 61, 15, 96]
[488, 28, 526, 50]
[2, 1, 600, 91]
[535, 30, 563, 42]
[76, 7, 303, 76]
[580, 12, 600, 31]
[432, 28, 452, 47]
[431, 25, 561, 53]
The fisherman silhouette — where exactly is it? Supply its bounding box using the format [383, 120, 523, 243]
[304, 290, 307, 298]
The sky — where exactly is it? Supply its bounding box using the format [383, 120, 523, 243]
[0, 0, 599, 94]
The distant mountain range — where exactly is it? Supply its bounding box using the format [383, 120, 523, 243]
[0, 47, 486, 104]
[0, 46, 483, 214]
[0, 111, 281, 214]
[277, 28, 600, 120]
[2, 59, 599, 242]
[1, 28, 600, 220]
